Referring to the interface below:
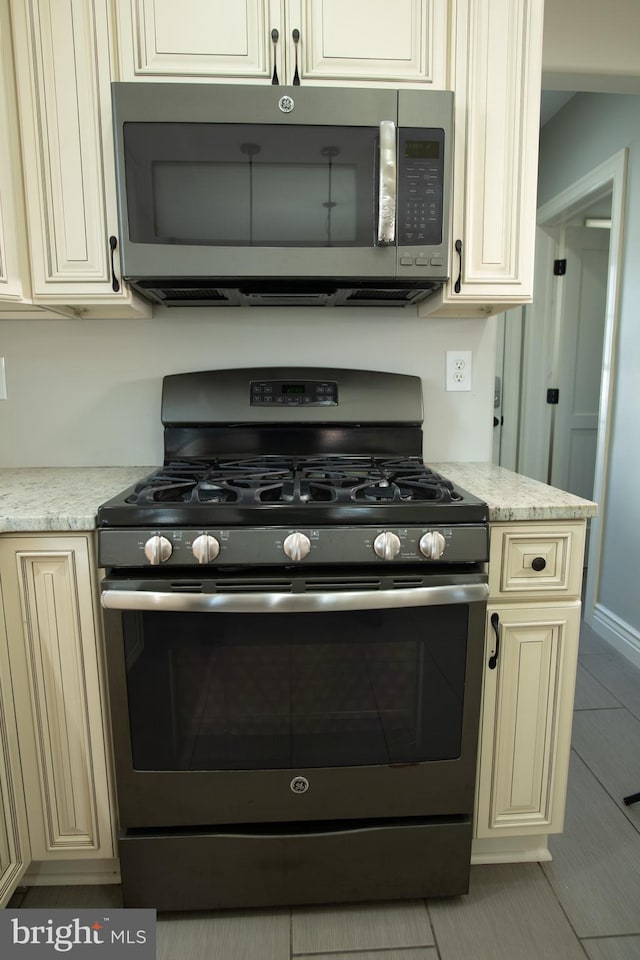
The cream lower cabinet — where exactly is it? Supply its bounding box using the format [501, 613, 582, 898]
[475, 521, 586, 844]
[0, 535, 116, 866]
[0, 576, 30, 906]
[10, 0, 150, 319]
[114, 0, 449, 88]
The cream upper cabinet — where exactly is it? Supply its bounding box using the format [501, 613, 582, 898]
[10, 0, 150, 318]
[421, 0, 544, 318]
[114, 0, 450, 88]
[0, 0, 61, 318]
[0, 575, 30, 906]
[475, 521, 585, 841]
[0, 535, 116, 864]
[0, 0, 28, 307]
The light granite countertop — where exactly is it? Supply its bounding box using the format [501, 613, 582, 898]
[430, 462, 597, 522]
[0, 462, 597, 533]
[0, 467, 153, 533]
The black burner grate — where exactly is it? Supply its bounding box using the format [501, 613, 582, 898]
[125, 457, 463, 507]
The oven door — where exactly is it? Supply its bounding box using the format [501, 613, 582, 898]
[101, 572, 488, 829]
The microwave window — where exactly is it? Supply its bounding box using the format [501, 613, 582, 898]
[152, 161, 357, 244]
[123, 123, 378, 248]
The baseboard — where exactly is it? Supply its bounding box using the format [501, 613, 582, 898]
[471, 836, 552, 864]
[23, 859, 121, 886]
[591, 602, 640, 669]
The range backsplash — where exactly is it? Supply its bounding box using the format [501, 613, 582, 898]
[0, 308, 495, 467]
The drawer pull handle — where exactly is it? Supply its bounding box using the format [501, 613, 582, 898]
[531, 556, 547, 572]
[489, 612, 500, 670]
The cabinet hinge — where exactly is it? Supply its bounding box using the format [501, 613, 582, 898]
[553, 259, 567, 276]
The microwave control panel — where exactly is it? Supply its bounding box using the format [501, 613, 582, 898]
[397, 128, 445, 248]
[250, 379, 338, 406]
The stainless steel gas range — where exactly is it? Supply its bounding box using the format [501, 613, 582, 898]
[97, 367, 489, 911]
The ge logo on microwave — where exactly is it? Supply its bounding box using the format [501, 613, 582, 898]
[290, 776, 309, 794]
[278, 95, 295, 114]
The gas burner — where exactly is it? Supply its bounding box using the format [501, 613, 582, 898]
[124, 457, 465, 508]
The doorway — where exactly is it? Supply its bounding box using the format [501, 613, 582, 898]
[549, 221, 609, 500]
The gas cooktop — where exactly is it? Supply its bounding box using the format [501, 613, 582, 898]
[97, 455, 487, 527]
[97, 367, 488, 569]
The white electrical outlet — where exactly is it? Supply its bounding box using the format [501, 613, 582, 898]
[0, 358, 6, 400]
[445, 350, 472, 392]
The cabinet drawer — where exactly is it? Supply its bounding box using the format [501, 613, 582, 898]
[489, 522, 586, 599]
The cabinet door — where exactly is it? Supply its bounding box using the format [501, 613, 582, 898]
[0, 579, 30, 906]
[10, 0, 149, 318]
[115, 0, 448, 88]
[475, 602, 580, 837]
[288, 0, 448, 87]
[0, 536, 115, 861]
[421, 0, 544, 318]
[0, 0, 31, 307]
[115, 0, 282, 82]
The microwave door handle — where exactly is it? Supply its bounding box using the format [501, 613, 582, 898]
[377, 120, 397, 245]
[101, 583, 488, 614]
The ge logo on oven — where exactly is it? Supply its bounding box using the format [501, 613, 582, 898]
[290, 776, 309, 794]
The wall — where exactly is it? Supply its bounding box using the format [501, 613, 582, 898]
[0, 309, 496, 467]
[542, 0, 640, 93]
[538, 91, 640, 658]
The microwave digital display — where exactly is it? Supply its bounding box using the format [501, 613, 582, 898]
[405, 140, 440, 160]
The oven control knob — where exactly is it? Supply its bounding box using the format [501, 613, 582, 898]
[419, 530, 446, 560]
[283, 532, 311, 562]
[192, 534, 221, 564]
[373, 531, 401, 560]
[144, 535, 173, 565]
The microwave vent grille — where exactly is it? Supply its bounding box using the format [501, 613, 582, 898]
[131, 282, 440, 308]
[160, 288, 231, 302]
[344, 288, 416, 303]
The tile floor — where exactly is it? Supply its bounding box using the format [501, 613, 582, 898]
[8, 620, 640, 959]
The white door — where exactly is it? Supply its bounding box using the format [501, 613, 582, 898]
[550, 225, 609, 500]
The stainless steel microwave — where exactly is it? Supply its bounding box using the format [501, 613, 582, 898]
[111, 83, 453, 308]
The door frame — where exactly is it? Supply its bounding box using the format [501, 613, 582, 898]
[531, 149, 627, 625]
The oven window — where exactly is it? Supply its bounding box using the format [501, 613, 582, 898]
[122, 606, 469, 771]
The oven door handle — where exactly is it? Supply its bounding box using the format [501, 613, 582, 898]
[100, 583, 488, 614]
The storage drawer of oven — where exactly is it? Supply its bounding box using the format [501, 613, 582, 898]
[488, 522, 586, 599]
[119, 817, 473, 909]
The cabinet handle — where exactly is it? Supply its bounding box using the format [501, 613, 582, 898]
[531, 556, 547, 572]
[271, 28, 279, 84]
[454, 238, 463, 293]
[292, 28, 300, 85]
[488, 612, 500, 669]
[109, 235, 120, 293]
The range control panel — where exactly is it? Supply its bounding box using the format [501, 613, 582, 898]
[250, 379, 338, 406]
[99, 525, 489, 569]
